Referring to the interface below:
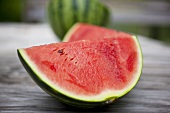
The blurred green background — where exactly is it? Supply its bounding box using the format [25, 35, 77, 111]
[0, 0, 170, 43]
[0, 0, 22, 22]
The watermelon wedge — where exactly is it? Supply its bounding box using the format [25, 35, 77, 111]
[63, 23, 130, 42]
[17, 35, 142, 107]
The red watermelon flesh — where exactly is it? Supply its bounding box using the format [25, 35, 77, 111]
[23, 37, 140, 97]
[63, 23, 131, 42]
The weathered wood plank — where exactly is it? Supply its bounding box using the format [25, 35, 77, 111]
[0, 24, 170, 113]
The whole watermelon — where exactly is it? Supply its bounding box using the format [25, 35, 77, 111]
[48, 0, 110, 40]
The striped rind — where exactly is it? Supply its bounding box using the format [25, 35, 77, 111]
[48, 0, 65, 38]
[48, 0, 110, 40]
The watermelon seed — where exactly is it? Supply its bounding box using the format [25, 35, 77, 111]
[64, 57, 68, 61]
[58, 49, 65, 55]
[51, 48, 58, 53]
[70, 58, 74, 61]
[58, 49, 63, 53]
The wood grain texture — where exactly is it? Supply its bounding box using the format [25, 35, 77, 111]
[0, 24, 170, 113]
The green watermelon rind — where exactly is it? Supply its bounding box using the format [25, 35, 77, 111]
[48, 0, 110, 40]
[17, 35, 142, 106]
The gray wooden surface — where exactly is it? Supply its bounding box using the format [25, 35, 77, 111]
[0, 24, 170, 113]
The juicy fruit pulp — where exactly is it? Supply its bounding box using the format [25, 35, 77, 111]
[48, 0, 110, 40]
[63, 23, 131, 42]
[18, 36, 142, 105]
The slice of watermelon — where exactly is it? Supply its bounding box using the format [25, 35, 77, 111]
[63, 23, 130, 42]
[17, 36, 142, 107]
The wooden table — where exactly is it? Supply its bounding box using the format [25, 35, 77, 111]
[0, 24, 170, 113]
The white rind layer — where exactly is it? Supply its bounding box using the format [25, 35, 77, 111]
[63, 23, 81, 42]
